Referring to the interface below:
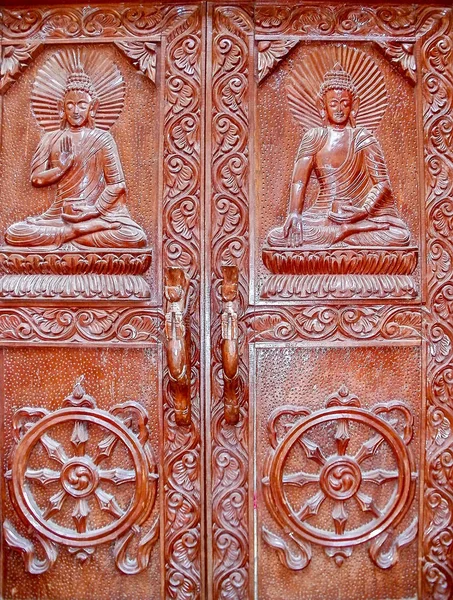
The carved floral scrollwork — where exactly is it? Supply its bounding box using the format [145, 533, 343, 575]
[262, 386, 418, 570]
[0, 6, 197, 39]
[375, 41, 417, 85]
[211, 7, 251, 599]
[247, 305, 421, 343]
[4, 378, 159, 574]
[115, 41, 157, 83]
[0, 307, 162, 344]
[163, 8, 202, 598]
[423, 13, 453, 598]
[0, 42, 42, 94]
[254, 5, 447, 36]
[256, 39, 299, 83]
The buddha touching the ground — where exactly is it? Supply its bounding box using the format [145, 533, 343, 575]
[266, 62, 411, 248]
[5, 64, 147, 249]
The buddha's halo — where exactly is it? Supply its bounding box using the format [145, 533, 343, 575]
[31, 48, 126, 132]
[286, 45, 388, 133]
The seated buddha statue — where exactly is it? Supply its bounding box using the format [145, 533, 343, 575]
[5, 69, 147, 249]
[266, 63, 411, 248]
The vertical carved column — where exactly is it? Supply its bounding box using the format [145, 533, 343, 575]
[422, 12, 453, 599]
[210, 6, 252, 598]
[163, 8, 202, 599]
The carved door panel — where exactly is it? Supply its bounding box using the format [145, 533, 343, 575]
[207, 3, 453, 600]
[0, 4, 203, 599]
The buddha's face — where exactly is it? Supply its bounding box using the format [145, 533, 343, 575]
[323, 89, 353, 127]
[63, 90, 94, 128]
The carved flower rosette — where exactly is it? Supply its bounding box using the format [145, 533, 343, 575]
[4, 378, 159, 575]
[262, 386, 418, 569]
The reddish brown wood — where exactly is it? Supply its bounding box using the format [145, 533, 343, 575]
[221, 265, 240, 425]
[0, 2, 452, 599]
[164, 266, 191, 426]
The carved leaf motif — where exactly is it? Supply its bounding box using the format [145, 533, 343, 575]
[369, 518, 418, 569]
[171, 199, 198, 240]
[114, 516, 159, 575]
[3, 521, 57, 575]
[262, 527, 312, 570]
[115, 41, 157, 82]
[257, 39, 299, 83]
[0, 42, 42, 93]
[375, 41, 417, 84]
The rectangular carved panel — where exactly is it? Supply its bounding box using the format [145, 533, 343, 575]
[253, 344, 421, 600]
[1, 346, 161, 600]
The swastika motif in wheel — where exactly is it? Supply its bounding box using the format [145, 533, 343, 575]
[262, 386, 418, 569]
[4, 378, 159, 575]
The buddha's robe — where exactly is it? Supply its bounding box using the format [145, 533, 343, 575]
[267, 126, 411, 247]
[5, 128, 147, 248]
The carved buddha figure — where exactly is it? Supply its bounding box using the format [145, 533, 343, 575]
[5, 68, 147, 249]
[266, 63, 411, 248]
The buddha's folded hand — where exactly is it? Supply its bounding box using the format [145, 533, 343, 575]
[62, 201, 100, 223]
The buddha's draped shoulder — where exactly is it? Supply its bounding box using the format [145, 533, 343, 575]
[354, 127, 390, 184]
[89, 129, 125, 184]
[295, 127, 328, 160]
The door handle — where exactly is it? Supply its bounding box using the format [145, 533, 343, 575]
[220, 266, 240, 425]
[164, 267, 191, 426]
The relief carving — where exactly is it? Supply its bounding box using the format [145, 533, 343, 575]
[262, 46, 417, 300]
[1, 49, 152, 300]
[4, 377, 159, 574]
[262, 386, 418, 570]
[0, 42, 42, 93]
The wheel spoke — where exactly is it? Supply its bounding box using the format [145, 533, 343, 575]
[42, 489, 67, 520]
[361, 469, 399, 485]
[25, 468, 61, 486]
[40, 434, 69, 466]
[354, 491, 382, 518]
[99, 468, 136, 485]
[92, 434, 119, 466]
[71, 421, 89, 457]
[332, 501, 348, 535]
[94, 488, 124, 519]
[335, 419, 350, 456]
[296, 490, 325, 521]
[354, 434, 385, 464]
[72, 498, 90, 533]
[298, 437, 327, 466]
[282, 471, 320, 487]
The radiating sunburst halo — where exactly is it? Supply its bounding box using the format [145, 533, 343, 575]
[31, 48, 126, 132]
[286, 45, 388, 133]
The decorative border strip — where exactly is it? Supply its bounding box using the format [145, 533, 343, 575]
[0, 307, 162, 344]
[421, 12, 453, 599]
[162, 7, 203, 599]
[0, 5, 196, 40]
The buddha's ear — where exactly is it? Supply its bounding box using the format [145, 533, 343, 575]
[317, 96, 327, 126]
[350, 96, 360, 127]
[57, 99, 64, 119]
[90, 98, 100, 117]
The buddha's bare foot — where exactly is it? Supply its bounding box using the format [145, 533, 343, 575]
[26, 215, 59, 226]
[332, 222, 389, 244]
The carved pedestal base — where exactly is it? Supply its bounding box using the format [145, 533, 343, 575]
[261, 247, 418, 299]
[0, 248, 152, 300]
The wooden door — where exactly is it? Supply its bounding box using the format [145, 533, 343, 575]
[1, 2, 453, 599]
[206, 2, 453, 600]
[0, 3, 204, 599]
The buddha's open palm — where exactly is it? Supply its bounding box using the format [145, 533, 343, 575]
[55, 136, 74, 172]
